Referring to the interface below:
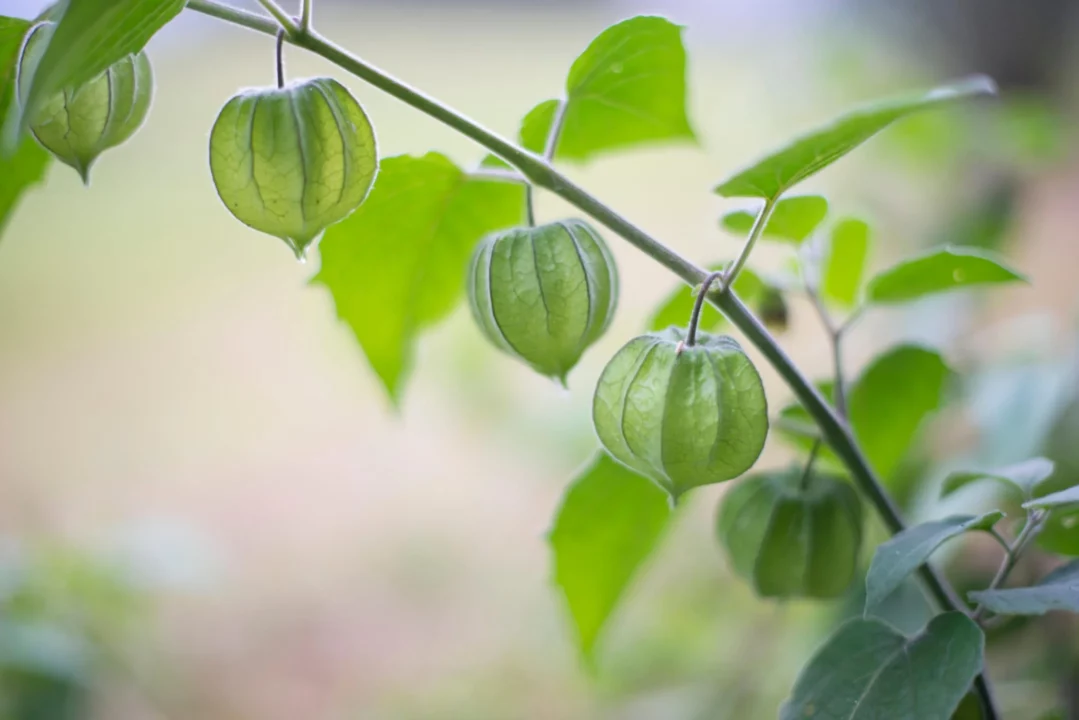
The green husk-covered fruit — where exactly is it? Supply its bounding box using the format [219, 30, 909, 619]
[16, 22, 153, 183]
[209, 78, 378, 258]
[716, 468, 863, 598]
[468, 220, 618, 384]
[593, 328, 768, 499]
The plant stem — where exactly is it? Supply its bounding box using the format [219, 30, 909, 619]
[253, 0, 298, 33]
[800, 439, 823, 490]
[300, 0, 313, 32]
[181, 5, 1000, 716]
[543, 99, 569, 161]
[275, 29, 286, 88]
[725, 197, 776, 291]
[974, 511, 1046, 622]
[807, 285, 848, 418]
[684, 271, 725, 347]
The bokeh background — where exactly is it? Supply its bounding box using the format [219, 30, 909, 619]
[3, 0, 1079, 718]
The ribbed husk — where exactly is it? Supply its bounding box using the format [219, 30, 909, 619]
[592, 327, 768, 499]
[17, 22, 154, 183]
[209, 77, 378, 258]
[468, 219, 618, 383]
[716, 468, 863, 598]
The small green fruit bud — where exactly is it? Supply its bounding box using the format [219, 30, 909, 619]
[593, 327, 768, 499]
[468, 219, 618, 383]
[208, 78, 378, 258]
[716, 468, 863, 598]
[16, 22, 153, 183]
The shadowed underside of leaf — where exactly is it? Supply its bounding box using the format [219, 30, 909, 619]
[781, 613, 984, 720]
[314, 152, 524, 403]
[519, 15, 695, 162]
[715, 76, 997, 200]
[549, 453, 672, 662]
[969, 559, 1079, 615]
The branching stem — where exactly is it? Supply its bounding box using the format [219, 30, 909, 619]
[725, 198, 776, 292]
[254, 0, 298, 33]
[685, 271, 724, 347]
[180, 4, 1000, 716]
[300, 0, 313, 32]
[974, 510, 1047, 622]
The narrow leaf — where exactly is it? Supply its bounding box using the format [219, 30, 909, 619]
[3, 0, 183, 153]
[866, 247, 1026, 305]
[969, 559, 1079, 615]
[549, 453, 672, 662]
[822, 217, 871, 308]
[315, 153, 524, 403]
[781, 613, 984, 720]
[716, 76, 997, 200]
[647, 263, 764, 333]
[865, 512, 1004, 611]
[850, 345, 952, 481]
[0, 17, 50, 238]
[519, 16, 695, 161]
[719, 195, 829, 245]
[1024, 485, 1079, 512]
[942, 457, 1056, 500]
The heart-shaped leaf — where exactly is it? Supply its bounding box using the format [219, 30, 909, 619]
[781, 613, 984, 720]
[519, 16, 695, 161]
[866, 247, 1026, 305]
[969, 559, 1079, 615]
[715, 76, 996, 200]
[719, 195, 828, 245]
[548, 452, 673, 662]
[315, 152, 525, 404]
[865, 512, 1004, 611]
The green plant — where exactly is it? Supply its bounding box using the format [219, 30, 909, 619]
[1, 2, 1075, 718]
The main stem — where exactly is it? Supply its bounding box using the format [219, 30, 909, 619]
[183, 4, 997, 716]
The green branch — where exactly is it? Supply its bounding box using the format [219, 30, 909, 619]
[182, 3, 993, 714]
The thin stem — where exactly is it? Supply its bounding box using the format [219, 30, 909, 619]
[275, 28, 286, 88]
[724, 197, 777, 291]
[802, 243, 848, 418]
[254, 0, 299, 33]
[469, 168, 527, 184]
[180, 8, 1000, 716]
[300, 0, 313, 32]
[800, 439, 823, 490]
[974, 511, 1046, 622]
[543, 99, 569, 161]
[525, 186, 536, 226]
[685, 271, 725, 347]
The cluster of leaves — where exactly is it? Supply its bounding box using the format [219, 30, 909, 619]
[4, 2, 1079, 719]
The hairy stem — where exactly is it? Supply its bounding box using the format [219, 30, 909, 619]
[182, 4, 999, 716]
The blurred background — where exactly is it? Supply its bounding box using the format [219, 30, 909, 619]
[3, 0, 1079, 718]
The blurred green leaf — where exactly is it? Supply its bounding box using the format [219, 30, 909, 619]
[647, 263, 764, 333]
[548, 452, 672, 663]
[781, 613, 983, 720]
[866, 247, 1026, 305]
[719, 195, 828, 244]
[850, 345, 952, 481]
[519, 16, 695, 161]
[715, 76, 996, 200]
[942, 457, 1056, 501]
[822, 218, 870, 308]
[3, 0, 183, 154]
[1024, 485, 1079, 512]
[950, 692, 984, 720]
[0, 18, 51, 239]
[865, 512, 1004, 611]
[315, 153, 524, 403]
[969, 560, 1079, 615]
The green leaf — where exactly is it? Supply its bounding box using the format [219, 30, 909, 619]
[866, 247, 1026, 305]
[646, 263, 764, 333]
[0, 17, 50, 238]
[315, 152, 525, 403]
[781, 613, 984, 720]
[719, 195, 829, 245]
[549, 452, 672, 662]
[865, 512, 1004, 611]
[969, 559, 1079, 615]
[850, 345, 952, 481]
[518, 16, 695, 161]
[2, 0, 183, 154]
[942, 457, 1056, 501]
[822, 218, 871, 308]
[1023, 485, 1079, 512]
[715, 76, 997, 200]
